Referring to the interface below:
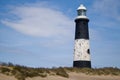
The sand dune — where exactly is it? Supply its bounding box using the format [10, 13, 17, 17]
[0, 73, 17, 80]
[69, 72, 120, 80]
[1, 72, 119, 80]
[26, 73, 120, 80]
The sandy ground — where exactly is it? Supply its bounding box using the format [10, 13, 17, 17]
[26, 72, 120, 80]
[0, 73, 17, 80]
[1, 72, 120, 80]
[69, 72, 120, 80]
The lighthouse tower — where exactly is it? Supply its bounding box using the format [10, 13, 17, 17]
[73, 4, 91, 68]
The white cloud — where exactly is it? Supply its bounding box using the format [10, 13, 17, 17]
[2, 6, 73, 37]
[1, 3, 74, 38]
[1, 3, 75, 48]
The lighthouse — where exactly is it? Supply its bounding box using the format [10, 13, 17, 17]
[73, 4, 91, 68]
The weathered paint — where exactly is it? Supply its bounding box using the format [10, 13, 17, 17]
[74, 39, 90, 61]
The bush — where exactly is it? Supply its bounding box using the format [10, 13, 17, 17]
[14, 72, 25, 80]
[39, 73, 47, 77]
[0, 67, 11, 74]
[55, 67, 69, 78]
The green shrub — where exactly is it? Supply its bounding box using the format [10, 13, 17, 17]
[14, 71, 25, 80]
[0, 67, 11, 73]
[39, 73, 47, 77]
[55, 68, 69, 78]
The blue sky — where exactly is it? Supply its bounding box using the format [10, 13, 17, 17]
[0, 0, 120, 68]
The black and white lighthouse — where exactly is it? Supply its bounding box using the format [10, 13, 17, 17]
[73, 4, 91, 68]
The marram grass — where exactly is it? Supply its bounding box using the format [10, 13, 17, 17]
[0, 63, 120, 80]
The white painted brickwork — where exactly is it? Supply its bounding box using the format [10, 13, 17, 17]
[74, 39, 91, 61]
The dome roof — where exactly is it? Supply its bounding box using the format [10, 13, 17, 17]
[77, 4, 86, 10]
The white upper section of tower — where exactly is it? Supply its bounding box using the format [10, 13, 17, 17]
[76, 4, 88, 19]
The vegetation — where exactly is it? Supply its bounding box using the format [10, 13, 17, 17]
[50, 67, 69, 78]
[65, 67, 120, 76]
[0, 62, 120, 80]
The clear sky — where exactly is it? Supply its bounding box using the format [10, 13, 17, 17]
[0, 0, 120, 68]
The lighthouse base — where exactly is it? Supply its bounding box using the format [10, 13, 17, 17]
[73, 60, 91, 68]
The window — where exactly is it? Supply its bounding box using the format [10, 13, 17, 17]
[87, 49, 90, 54]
